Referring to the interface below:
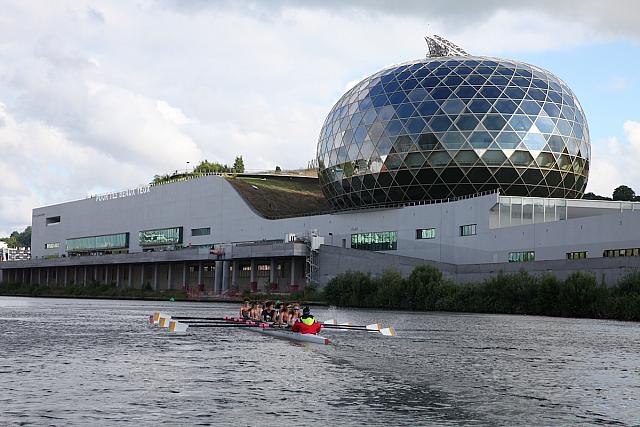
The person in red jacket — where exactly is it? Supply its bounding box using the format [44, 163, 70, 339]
[291, 306, 322, 335]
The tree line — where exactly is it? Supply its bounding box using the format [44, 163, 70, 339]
[324, 266, 640, 321]
[152, 156, 245, 184]
[583, 184, 640, 201]
[0, 226, 31, 248]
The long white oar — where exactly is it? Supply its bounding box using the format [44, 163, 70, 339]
[322, 321, 397, 337]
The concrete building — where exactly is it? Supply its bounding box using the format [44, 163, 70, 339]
[1, 36, 640, 291]
[0, 242, 31, 262]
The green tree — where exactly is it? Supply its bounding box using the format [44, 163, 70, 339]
[612, 185, 635, 201]
[233, 156, 245, 173]
[0, 226, 31, 248]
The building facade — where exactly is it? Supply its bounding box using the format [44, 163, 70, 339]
[1, 36, 639, 292]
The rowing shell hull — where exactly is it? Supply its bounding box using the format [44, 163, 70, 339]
[249, 327, 331, 345]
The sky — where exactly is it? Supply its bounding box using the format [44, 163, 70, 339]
[1, 0, 639, 237]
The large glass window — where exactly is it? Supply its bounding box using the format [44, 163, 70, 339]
[66, 233, 129, 253]
[139, 227, 183, 246]
[603, 248, 640, 258]
[191, 227, 211, 237]
[459, 224, 477, 236]
[351, 231, 398, 251]
[508, 251, 535, 262]
[416, 228, 436, 239]
[567, 251, 587, 260]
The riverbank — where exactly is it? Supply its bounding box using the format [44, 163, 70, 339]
[0, 282, 324, 305]
[324, 266, 640, 322]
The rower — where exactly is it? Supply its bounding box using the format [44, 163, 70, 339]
[291, 306, 322, 335]
[261, 301, 276, 323]
[287, 305, 300, 327]
[239, 299, 251, 320]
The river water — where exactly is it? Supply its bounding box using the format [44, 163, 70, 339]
[0, 297, 638, 426]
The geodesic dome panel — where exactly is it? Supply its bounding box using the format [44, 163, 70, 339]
[316, 56, 590, 209]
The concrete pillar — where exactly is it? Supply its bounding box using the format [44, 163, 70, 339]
[250, 259, 257, 283]
[141, 264, 145, 289]
[214, 260, 222, 294]
[222, 260, 230, 292]
[83, 267, 87, 286]
[46, 268, 50, 286]
[22, 269, 26, 285]
[116, 265, 121, 288]
[74, 267, 78, 286]
[0, 268, 3, 283]
[63, 267, 68, 286]
[182, 262, 187, 288]
[105, 266, 110, 286]
[38, 268, 41, 285]
[197, 261, 203, 286]
[128, 264, 132, 288]
[231, 260, 238, 290]
[290, 257, 296, 286]
[153, 263, 159, 291]
[269, 258, 276, 285]
[167, 263, 173, 290]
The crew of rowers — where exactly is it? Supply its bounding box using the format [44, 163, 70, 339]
[238, 300, 322, 334]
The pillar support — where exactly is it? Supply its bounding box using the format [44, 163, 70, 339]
[231, 260, 238, 290]
[214, 261, 222, 294]
[222, 260, 230, 293]
[269, 258, 276, 285]
[153, 263, 159, 291]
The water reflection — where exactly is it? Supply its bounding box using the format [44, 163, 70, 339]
[0, 297, 638, 425]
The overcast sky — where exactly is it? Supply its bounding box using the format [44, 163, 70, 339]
[1, 0, 639, 236]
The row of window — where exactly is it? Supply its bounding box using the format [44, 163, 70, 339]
[416, 228, 436, 239]
[508, 251, 536, 262]
[351, 231, 398, 251]
[603, 248, 640, 258]
[53, 226, 213, 252]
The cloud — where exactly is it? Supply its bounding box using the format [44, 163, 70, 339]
[0, 1, 638, 235]
[603, 76, 628, 91]
[587, 120, 640, 197]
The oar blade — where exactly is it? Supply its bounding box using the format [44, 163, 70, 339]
[158, 314, 172, 328]
[379, 326, 397, 337]
[365, 323, 382, 331]
[323, 319, 337, 325]
[169, 320, 189, 333]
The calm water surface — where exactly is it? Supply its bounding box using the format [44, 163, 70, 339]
[0, 297, 639, 426]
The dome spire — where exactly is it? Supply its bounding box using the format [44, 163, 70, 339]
[424, 35, 468, 57]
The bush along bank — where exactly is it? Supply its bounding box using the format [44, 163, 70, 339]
[324, 266, 640, 321]
[0, 281, 188, 300]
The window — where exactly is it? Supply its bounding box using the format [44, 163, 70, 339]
[239, 265, 251, 278]
[459, 224, 477, 236]
[508, 251, 535, 262]
[139, 227, 183, 246]
[257, 264, 270, 277]
[66, 233, 129, 253]
[45, 242, 60, 249]
[351, 231, 397, 251]
[416, 228, 436, 239]
[603, 248, 640, 258]
[567, 251, 587, 260]
[191, 227, 211, 237]
[46, 216, 61, 225]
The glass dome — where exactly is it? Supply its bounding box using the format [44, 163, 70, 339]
[317, 55, 590, 209]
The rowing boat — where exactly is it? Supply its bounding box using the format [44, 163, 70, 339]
[225, 317, 332, 345]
